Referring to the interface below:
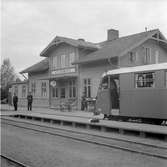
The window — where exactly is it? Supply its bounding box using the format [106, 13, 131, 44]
[83, 78, 91, 97]
[60, 55, 66, 68]
[69, 52, 75, 67]
[144, 47, 151, 64]
[31, 82, 36, 96]
[166, 71, 167, 88]
[65, 55, 69, 67]
[22, 85, 26, 97]
[129, 52, 136, 63]
[155, 50, 159, 64]
[53, 56, 58, 69]
[52, 87, 58, 98]
[60, 88, 65, 98]
[135, 72, 155, 88]
[14, 86, 18, 95]
[69, 80, 76, 98]
[41, 82, 47, 97]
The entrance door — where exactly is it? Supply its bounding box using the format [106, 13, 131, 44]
[60, 87, 65, 98]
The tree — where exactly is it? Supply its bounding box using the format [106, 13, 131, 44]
[0, 58, 17, 100]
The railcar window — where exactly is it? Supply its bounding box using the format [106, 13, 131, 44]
[135, 72, 155, 88]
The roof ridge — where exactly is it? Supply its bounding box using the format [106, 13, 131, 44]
[119, 28, 159, 39]
[56, 35, 96, 44]
[97, 29, 159, 46]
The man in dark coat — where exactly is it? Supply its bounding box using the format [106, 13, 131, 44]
[13, 93, 18, 111]
[27, 92, 33, 111]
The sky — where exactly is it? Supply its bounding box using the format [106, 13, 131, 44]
[1, 0, 167, 77]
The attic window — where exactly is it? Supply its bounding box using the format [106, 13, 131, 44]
[129, 52, 136, 63]
[144, 47, 151, 64]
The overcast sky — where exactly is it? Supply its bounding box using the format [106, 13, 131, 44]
[2, 0, 167, 76]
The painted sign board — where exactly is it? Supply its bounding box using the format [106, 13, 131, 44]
[51, 68, 76, 75]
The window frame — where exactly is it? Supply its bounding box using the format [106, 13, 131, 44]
[53, 56, 58, 69]
[41, 82, 47, 97]
[60, 54, 66, 68]
[52, 87, 59, 98]
[135, 72, 155, 88]
[60, 87, 66, 98]
[22, 85, 26, 98]
[69, 80, 76, 98]
[155, 50, 159, 64]
[69, 52, 75, 67]
[144, 47, 151, 64]
[129, 52, 136, 63]
[83, 78, 91, 98]
[31, 82, 36, 96]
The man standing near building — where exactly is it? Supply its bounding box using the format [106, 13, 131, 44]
[13, 93, 18, 111]
[27, 92, 33, 111]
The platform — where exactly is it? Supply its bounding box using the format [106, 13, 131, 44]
[1, 104, 167, 141]
[3, 112, 167, 141]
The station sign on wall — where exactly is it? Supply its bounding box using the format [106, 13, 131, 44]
[51, 68, 76, 75]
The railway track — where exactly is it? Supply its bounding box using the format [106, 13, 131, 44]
[1, 117, 167, 160]
[1, 155, 29, 167]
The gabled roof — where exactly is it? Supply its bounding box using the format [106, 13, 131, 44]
[20, 58, 49, 74]
[40, 36, 99, 57]
[74, 29, 166, 64]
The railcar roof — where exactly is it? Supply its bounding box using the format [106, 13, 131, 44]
[104, 63, 167, 76]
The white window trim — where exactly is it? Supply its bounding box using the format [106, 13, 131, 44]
[155, 50, 159, 64]
[53, 56, 58, 69]
[31, 82, 36, 96]
[41, 82, 47, 97]
[83, 78, 91, 98]
[22, 85, 26, 98]
[69, 80, 76, 98]
[144, 47, 151, 64]
[135, 72, 155, 88]
[69, 52, 75, 67]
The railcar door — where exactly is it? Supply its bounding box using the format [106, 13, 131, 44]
[96, 75, 120, 116]
[96, 76, 111, 115]
[109, 76, 119, 109]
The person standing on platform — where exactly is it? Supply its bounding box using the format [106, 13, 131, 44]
[27, 92, 33, 111]
[13, 93, 18, 111]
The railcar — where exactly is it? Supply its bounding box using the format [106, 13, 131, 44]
[96, 63, 167, 125]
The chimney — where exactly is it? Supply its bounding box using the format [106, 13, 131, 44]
[107, 29, 119, 41]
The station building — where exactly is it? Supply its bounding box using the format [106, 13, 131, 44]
[11, 29, 167, 109]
